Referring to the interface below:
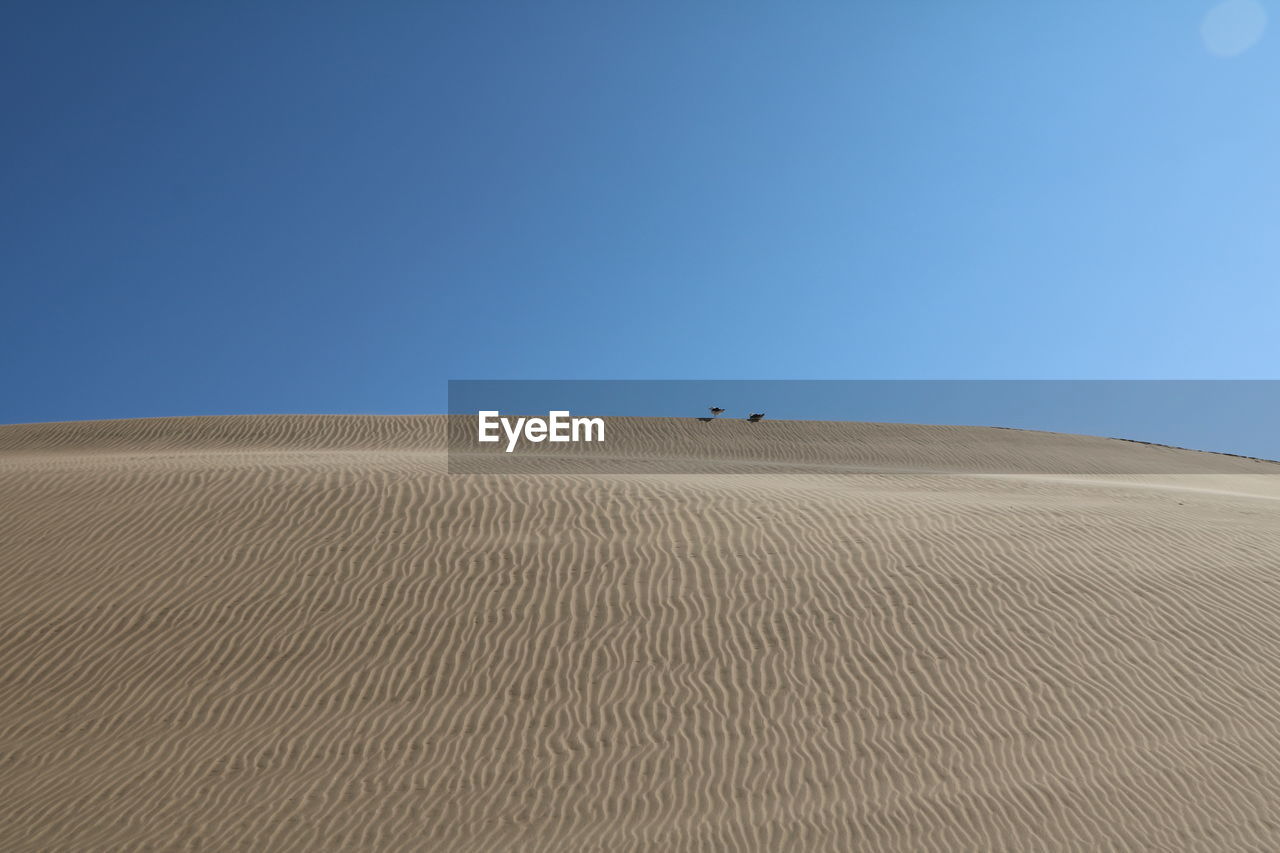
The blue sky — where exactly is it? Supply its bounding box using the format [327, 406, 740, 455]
[3, 2, 1277, 427]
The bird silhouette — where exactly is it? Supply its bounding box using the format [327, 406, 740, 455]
[747, 412, 765, 422]
[709, 407, 725, 417]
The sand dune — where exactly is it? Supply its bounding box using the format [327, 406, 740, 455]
[2, 415, 1280, 851]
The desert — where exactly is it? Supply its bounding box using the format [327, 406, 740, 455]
[2, 415, 1280, 850]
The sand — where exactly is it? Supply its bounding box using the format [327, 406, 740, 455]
[2, 415, 1280, 851]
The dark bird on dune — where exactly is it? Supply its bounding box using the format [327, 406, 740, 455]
[709, 407, 725, 417]
[747, 413, 765, 422]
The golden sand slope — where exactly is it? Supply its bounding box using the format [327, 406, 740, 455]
[2, 416, 1280, 851]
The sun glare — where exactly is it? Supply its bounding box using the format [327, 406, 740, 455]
[1201, 0, 1269, 56]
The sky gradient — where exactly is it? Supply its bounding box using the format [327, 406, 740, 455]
[3, 2, 1277, 429]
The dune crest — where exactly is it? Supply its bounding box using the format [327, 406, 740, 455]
[3, 415, 1280, 851]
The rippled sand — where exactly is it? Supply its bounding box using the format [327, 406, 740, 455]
[2, 415, 1279, 851]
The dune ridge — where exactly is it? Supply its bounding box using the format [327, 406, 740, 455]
[3, 415, 1280, 851]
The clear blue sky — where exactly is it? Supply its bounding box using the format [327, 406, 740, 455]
[3, 2, 1277, 425]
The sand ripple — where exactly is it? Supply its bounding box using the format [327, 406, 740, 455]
[2, 416, 1280, 850]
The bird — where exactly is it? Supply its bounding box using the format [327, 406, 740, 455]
[709, 407, 725, 417]
[747, 412, 765, 422]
